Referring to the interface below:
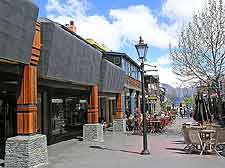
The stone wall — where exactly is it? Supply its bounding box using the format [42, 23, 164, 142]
[113, 119, 126, 133]
[83, 124, 104, 142]
[5, 134, 48, 168]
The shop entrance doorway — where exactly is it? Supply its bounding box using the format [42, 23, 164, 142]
[0, 72, 18, 159]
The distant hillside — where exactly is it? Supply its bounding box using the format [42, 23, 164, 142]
[160, 83, 196, 103]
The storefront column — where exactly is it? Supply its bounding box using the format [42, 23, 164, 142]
[130, 89, 135, 115]
[83, 85, 103, 142]
[16, 65, 38, 135]
[113, 94, 126, 133]
[87, 85, 99, 123]
[115, 94, 123, 119]
[5, 23, 48, 168]
[122, 94, 125, 117]
[105, 97, 110, 124]
[136, 91, 141, 113]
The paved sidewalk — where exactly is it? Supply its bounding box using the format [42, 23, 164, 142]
[43, 118, 225, 168]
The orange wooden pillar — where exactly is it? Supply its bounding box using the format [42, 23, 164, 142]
[17, 23, 41, 135]
[116, 93, 123, 119]
[87, 85, 99, 124]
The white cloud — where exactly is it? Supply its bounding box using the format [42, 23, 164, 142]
[162, 0, 207, 21]
[145, 54, 180, 87]
[161, 0, 208, 48]
[155, 54, 171, 65]
[45, 0, 211, 86]
[46, 0, 177, 50]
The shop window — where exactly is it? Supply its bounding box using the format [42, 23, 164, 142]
[114, 57, 121, 66]
[50, 97, 88, 136]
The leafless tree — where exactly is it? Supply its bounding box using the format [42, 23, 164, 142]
[170, 0, 225, 116]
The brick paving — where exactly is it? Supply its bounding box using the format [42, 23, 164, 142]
[42, 117, 225, 168]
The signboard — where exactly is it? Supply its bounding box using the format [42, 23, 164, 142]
[52, 99, 63, 103]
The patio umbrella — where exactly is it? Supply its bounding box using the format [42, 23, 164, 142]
[193, 94, 212, 122]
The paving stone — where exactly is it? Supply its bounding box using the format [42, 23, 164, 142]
[44, 118, 225, 168]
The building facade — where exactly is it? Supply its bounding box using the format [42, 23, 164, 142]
[0, 1, 126, 167]
[144, 75, 161, 114]
[103, 52, 142, 118]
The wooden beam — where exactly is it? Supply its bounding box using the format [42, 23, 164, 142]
[17, 23, 40, 135]
[87, 85, 99, 123]
[115, 93, 123, 119]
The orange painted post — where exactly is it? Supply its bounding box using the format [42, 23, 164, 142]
[87, 85, 99, 123]
[116, 93, 123, 119]
[17, 23, 40, 135]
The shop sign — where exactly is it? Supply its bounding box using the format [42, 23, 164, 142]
[52, 99, 63, 103]
[79, 100, 87, 103]
[148, 96, 157, 100]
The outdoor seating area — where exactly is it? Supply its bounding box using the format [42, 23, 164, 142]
[147, 113, 173, 134]
[182, 122, 225, 156]
[126, 112, 174, 134]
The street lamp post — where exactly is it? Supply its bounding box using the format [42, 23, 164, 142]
[135, 36, 150, 155]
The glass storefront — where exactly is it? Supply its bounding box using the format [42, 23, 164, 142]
[99, 96, 116, 124]
[50, 96, 88, 136]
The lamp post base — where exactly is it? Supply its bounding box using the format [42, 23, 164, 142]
[140, 149, 150, 155]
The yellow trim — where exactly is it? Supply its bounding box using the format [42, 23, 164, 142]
[86, 38, 111, 52]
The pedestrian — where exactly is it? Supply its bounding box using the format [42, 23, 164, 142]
[180, 107, 183, 118]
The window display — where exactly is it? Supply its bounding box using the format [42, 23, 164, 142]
[51, 96, 88, 136]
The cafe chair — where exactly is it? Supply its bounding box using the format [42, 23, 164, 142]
[188, 129, 206, 155]
[214, 128, 225, 157]
[183, 127, 192, 151]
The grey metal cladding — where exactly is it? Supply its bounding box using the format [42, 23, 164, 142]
[0, 0, 38, 64]
[39, 21, 102, 85]
[100, 59, 126, 93]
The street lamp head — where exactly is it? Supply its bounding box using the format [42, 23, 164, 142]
[135, 36, 148, 60]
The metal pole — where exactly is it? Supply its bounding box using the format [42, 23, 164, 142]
[141, 61, 150, 155]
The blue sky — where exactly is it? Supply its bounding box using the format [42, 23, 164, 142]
[32, 0, 207, 86]
[33, 0, 168, 62]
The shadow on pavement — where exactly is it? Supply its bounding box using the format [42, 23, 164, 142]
[89, 145, 140, 155]
[171, 140, 185, 144]
[165, 147, 185, 152]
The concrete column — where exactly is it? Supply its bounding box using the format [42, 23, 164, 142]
[5, 23, 48, 168]
[83, 85, 103, 142]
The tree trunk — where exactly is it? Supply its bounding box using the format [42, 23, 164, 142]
[216, 81, 223, 119]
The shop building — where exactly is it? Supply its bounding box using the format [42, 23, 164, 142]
[37, 17, 103, 144]
[0, 1, 48, 167]
[0, 1, 127, 167]
[144, 75, 161, 114]
[103, 52, 142, 118]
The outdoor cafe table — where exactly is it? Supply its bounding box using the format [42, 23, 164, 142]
[199, 129, 216, 152]
[151, 120, 161, 133]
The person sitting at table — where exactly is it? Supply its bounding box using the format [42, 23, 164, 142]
[127, 113, 134, 131]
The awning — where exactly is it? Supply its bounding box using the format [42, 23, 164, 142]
[99, 59, 126, 93]
[38, 18, 102, 86]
